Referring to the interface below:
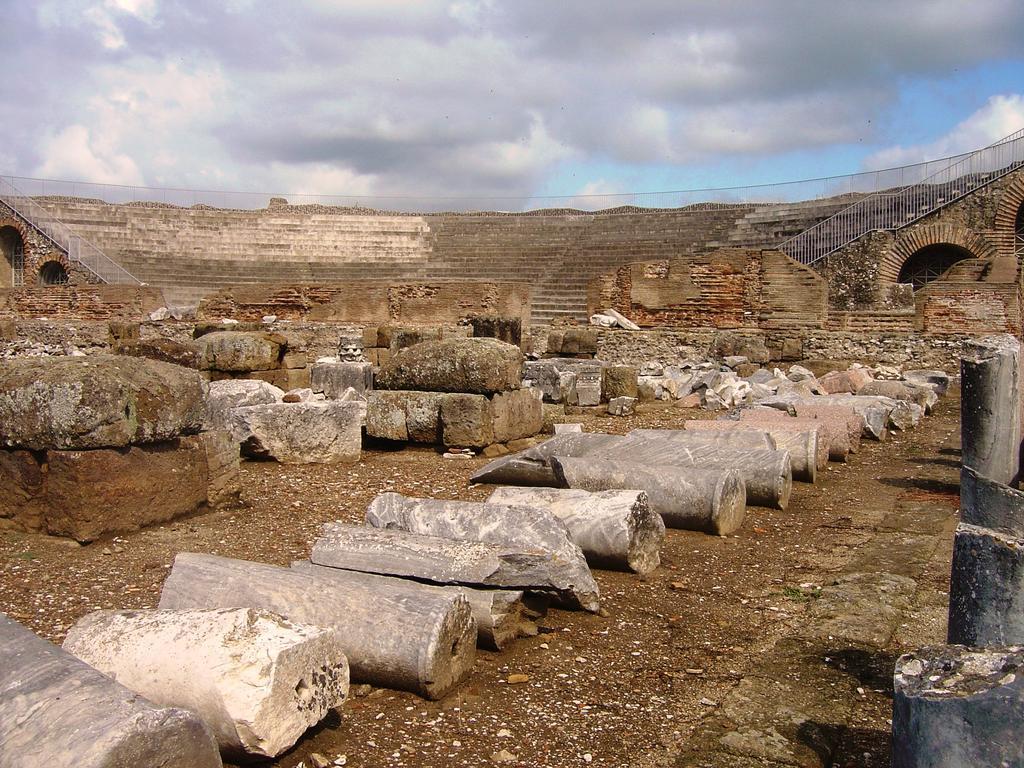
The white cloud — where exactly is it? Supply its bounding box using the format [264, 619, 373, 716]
[9, 0, 1024, 200]
[865, 94, 1024, 169]
[37, 125, 144, 185]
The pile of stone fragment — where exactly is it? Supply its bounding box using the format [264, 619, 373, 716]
[473, 356, 949, 538]
[891, 334, 1024, 766]
[0, 463, 668, 766]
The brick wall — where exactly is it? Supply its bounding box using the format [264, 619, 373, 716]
[0, 285, 167, 320]
[587, 248, 827, 330]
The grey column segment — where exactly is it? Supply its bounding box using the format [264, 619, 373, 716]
[683, 420, 818, 482]
[960, 465, 1024, 536]
[960, 333, 1021, 485]
[604, 434, 792, 509]
[947, 522, 1024, 646]
[62, 607, 349, 759]
[791, 402, 863, 455]
[0, 612, 222, 768]
[892, 645, 1024, 768]
[485, 486, 665, 574]
[549, 456, 746, 536]
[291, 561, 543, 651]
[311, 522, 591, 606]
[158, 552, 476, 700]
[469, 432, 626, 486]
[626, 428, 776, 450]
[364, 492, 600, 613]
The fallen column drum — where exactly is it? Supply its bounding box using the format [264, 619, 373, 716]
[158, 552, 476, 700]
[486, 486, 665, 573]
[0, 612, 222, 768]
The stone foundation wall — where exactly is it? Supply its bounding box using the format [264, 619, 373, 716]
[196, 281, 532, 327]
[528, 326, 976, 371]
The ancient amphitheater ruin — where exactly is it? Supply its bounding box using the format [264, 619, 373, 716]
[1, 133, 1024, 768]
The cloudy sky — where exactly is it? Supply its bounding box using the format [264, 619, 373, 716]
[3, 0, 1024, 206]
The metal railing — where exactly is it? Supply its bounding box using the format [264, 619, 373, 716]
[0, 144, 1007, 215]
[778, 128, 1024, 265]
[0, 175, 141, 285]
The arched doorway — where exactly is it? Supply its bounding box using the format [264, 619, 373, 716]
[897, 243, 975, 290]
[1015, 203, 1024, 260]
[0, 226, 25, 287]
[38, 261, 69, 286]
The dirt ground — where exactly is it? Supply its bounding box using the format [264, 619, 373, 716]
[0, 392, 961, 768]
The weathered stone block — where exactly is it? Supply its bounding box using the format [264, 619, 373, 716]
[0, 449, 46, 532]
[44, 439, 210, 542]
[0, 355, 206, 450]
[470, 316, 522, 346]
[193, 430, 242, 508]
[601, 365, 639, 400]
[226, 401, 362, 463]
[711, 331, 769, 364]
[115, 338, 201, 368]
[108, 320, 140, 344]
[780, 337, 803, 361]
[311, 360, 373, 398]
[205, 378, 284, 432]
[491, 388, 543, 443]
[376, 338, 523, 394]
[194, 331, 285, 372]
[440, 394, 494, 448]
[573, 365, 602, 407]
[246, 368, 311, 391]
[366, 391, 446, 442]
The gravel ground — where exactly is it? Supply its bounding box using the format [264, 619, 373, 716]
[0, 395, 960, 768]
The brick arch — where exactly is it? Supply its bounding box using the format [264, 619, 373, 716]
[880, 224, 999, 283]
[0, 216, 32, 256]
[0, 216, 32, 288]
[993, 173, 1024, 257]
[35, 254, 73, 286]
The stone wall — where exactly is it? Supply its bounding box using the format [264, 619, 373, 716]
[586, 248, 828, 330]
[588, 328, 975, 371]
[195, 281, 532, 326]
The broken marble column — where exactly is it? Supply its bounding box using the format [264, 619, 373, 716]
[814, 394, 894, 440]
[791, 402, 863, 455]
[310, 359, 373, 398]
[892, 645, 1024, 768]
[550, 457, 747, 536]
[62, 607, 349, 759]
[606, 434, 792, 509]
[158, 552, 476, 700]
[960, 465, 1024, 536]
[364, 492, 600, 613]
[626, 427, 776, 450]
[961, 334, 1022, 485]
[683, 420, 819, 482]
[0, 612, 222, 768]
[486, 487, 665, 574]
[469, 432, 626, 486]
[312, 522, 592, 606]
[735, 410, 836, 467]
[292, 560, 543, 651]
[947, 523, 1024, 646]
